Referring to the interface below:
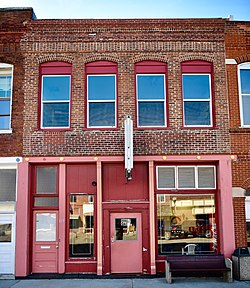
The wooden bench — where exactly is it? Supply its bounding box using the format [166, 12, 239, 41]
[165, 255, 232, 283]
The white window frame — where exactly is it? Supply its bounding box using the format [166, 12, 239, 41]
[87, 74, 117, 128]
[0, 63, 14, 134]
[41, 75, 71, 129]
[156, 165, 216, 190]
[136, 74, 167, 128]
[182, 73, 213, 127]
[238, 63, 250, 127]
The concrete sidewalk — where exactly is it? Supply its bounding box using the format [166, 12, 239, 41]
[0, 278, 250, 288]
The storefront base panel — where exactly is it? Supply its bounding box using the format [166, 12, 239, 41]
[156, 260, 165, 274]
[65, 262, 97, 273]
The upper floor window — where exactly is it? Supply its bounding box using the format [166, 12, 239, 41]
[40, 62, 72, 129]
[238, 63, 250, 127]
[86, 61, 117, 128]
[135, 61, 167, 127]
[181, 61, 213, 127]
[0, 63, 13, 132]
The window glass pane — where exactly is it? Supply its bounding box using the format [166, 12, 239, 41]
[242, 96, 250, 125]
[88, 75, 115, 100]
[42, 76, 70, 101]
[89, 102, 115, 127]
[138, 101, 165, 126]
[34, 197, 58, 207]
[157, 167, 175, 189]
[69, 194, 94, 258]
[198, 167, 215, 188]
[115, 218, 137, 241]
[0, 76, 11, 98]
[36, 213, 56, 242]
[0, 224, 12, 242]
[0, 169, 16, 201]
[157, 195, 217, 255]
[0, 116, 10, 129]
[178, 167, 195, 188]
[184, 101, 211, 126]
[240, 69, 250, 94]
[137, 75, 165, 100]
[247, 222, 250, 246]
[0, 100, 10, 115]
[183, 75, 210, 100]
[43, 103, 69, 127]
[36, 167, 57, 194]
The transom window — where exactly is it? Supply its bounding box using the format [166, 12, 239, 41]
[136, 74, 166, 127]
[181, 61, 213, 127]
[238, 63, 250, 127]
[157, 166, 216, 190]
[87, 75, 116, 127]
[0, 63, 13, 132]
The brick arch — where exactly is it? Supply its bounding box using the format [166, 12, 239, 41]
[132, 55, 168, 65]
[178, 55, 214, 64]
[36, 54, 74, 64]
[236, 55, 250, 64]
[242, 178, 250, 190]
[84, 56, 119, 65]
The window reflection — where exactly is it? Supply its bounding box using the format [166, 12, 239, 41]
[0, 224, 11, 242]
[157, 195, 217, 255]
[69, 194, 94, 258]
[247, 222, 250, 247]
[115, 218, 137, 241]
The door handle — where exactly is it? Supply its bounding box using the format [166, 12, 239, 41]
[143, 247, 147, 252]
[56, 245, 59, 249]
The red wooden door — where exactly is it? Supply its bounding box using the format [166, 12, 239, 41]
[32, 211, 58, 273]
[110, 213, 142, 273]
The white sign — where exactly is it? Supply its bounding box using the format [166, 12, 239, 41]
[125, 116, 133, 180]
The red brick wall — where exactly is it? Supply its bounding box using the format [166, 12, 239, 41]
[22, 18, 230, 157]
[226, 21, 250, 248]
[0, 8, 34, 156]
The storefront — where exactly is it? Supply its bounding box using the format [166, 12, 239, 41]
[0, 157, 21, 276]
[15, 155, 235, 276]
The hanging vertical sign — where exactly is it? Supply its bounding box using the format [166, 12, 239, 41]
[125, 115, 133, 181]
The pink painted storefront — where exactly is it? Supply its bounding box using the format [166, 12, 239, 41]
[15, 154, 235, 276]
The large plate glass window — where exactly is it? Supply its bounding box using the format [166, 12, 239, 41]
[182, 74, 212, 126]
[136, 74, 166, 127]
[238, 63, 250, 127]
[69, 194, 94, 258]
[157, 194, 217, 255]
[87, 75, 116, 127]
[0, 63, 13, 132]
[41, 75, 71, 128]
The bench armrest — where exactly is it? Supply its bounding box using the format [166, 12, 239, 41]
[224, 258, 233, 282]
[165, 260, 172, 284]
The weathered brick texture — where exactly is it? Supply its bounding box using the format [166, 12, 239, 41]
[0, 8, 34, 156]
[21, 18, 230, 156]
[226, 20, 250, 248]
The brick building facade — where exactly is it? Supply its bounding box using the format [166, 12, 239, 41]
[225, 20, 250, 248]
[0, 7, 243, 277]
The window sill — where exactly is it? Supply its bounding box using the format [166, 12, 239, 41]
[0, 129, 12, 134]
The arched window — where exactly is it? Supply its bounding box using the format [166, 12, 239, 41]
[0, 63, 13, 132]
[181, 60, 214, 127]
[40, 61, 72, 129]
[238, 62, 250, 127]
[135, 61, 167, 128]
[86, 61, 118, 128]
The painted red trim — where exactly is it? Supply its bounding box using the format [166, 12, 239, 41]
[181, 60, 215, 128]
[85, 61, 118, 129]
[134, 61, 168, 128]
[39, 61, 73, 130]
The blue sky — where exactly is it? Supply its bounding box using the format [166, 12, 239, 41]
[0, 0, 249, 20]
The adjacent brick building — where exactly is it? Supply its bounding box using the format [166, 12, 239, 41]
[225, 20, 250, 248]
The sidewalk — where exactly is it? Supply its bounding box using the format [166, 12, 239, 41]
[0, 278, 250, 288]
